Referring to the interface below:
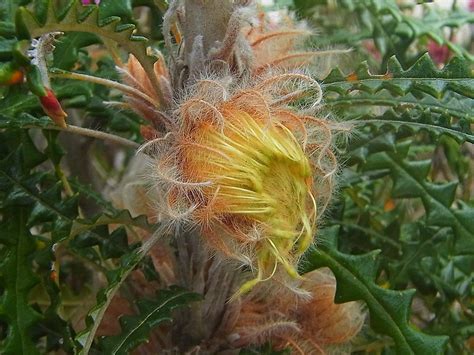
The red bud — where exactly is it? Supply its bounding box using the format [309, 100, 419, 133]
[40, 89, 68, 128]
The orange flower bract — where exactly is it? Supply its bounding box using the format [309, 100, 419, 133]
[132, 5, 342, 295]
[181, 107, 315, 287]
[146, 73, 337, 294]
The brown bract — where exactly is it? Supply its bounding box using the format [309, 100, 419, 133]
[231, 268, 364, 354]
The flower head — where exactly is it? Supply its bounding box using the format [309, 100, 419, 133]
[136, 0, 342, 295]
[146, 72, 336, 294]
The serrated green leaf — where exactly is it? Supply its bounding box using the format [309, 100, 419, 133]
[100, 286, 201, 354]
[302, 228, 449, 354]
[326, 91, 473, 120]
[363, 152, 474, 253]
[323, 56, 474, 154]
[16, 0, 162, 97]
[71, 209, 153, 238]
[323, 54, 473, 100]
[351, 109, 474, 145]
[0, 209, 42, 355]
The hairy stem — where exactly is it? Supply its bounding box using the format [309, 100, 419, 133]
[50, 70, 158, 107]
[29, 124, 140, 149]
[184, 0, 233, 62]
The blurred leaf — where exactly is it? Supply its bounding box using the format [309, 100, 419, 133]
[71, 209, 153, 238]
[53, 32, 100, 70]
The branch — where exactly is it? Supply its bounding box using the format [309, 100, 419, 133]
[50, 70, 158, 107]
[27, 124, 140, 149]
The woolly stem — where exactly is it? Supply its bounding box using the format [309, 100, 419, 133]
[28, 124, 140, 149]
[184, 0, 233, 60]
[50, 70, 158, 107]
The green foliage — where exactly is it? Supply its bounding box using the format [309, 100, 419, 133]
[75, 243, 154, 354]
[99, 287, 201, 354]
[0, 129, 74, 354]
[291, 1, 474, 353]
[0, 208, 42, 355]
[0, 0, 472, 354]
[302, 227, 449, 354]
[323, 54, 474, 145]
[300, 0, 474, 66]
[363, 150, 474, 252]
[16, 0, 161, 94]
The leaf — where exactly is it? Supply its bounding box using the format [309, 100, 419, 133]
[74, 226, 164, 354]
[53, 32, 100, 69]
[302, 227, 449, 354]
[69, 178, 117, 213]
[0, 134, 47, 354]
[16, 0, 162, 96]
[99, 286, 201, 354]
[304, 0, 474, 63]
[323, 55, 474, 144]
[363, 1, 470, 60]
[326, 91, 472, 120]
[394, 4, 474, 60]
[0, 156, 76, 225]
[0, 208, 42, 355]
[0, 0, 24, 25]
[323, 54, 473, 100]
[363, 151, 474, 254]
[99, 0, 133, 23]
[0, 38, 16, 58]
[0, 81, 92, 122]
[71, 209, 154, 238]
[0, 135, 81, 255]
[351, 109, 474, 145]
[0, 112, 52, 129]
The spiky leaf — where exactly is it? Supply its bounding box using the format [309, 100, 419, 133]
[363, 151, 474, 253]
[302, 227, 449, 354]
[99, 287, 201, 354]
[0, 208, 42, 355]
[16, 0, 162, 96]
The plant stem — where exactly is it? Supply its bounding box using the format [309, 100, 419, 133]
[28, 124, 140, 149]
[50, 70, 158, 107]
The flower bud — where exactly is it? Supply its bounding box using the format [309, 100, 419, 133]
[39, 89, 68, 128]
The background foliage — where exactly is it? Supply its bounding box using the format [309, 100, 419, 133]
[0, 0, 473, 354]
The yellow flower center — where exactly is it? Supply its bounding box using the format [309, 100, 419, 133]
[181, 109, 316, 291]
